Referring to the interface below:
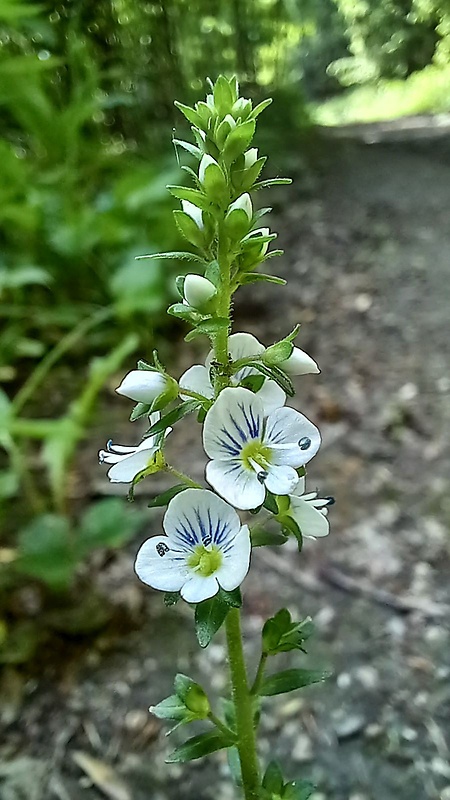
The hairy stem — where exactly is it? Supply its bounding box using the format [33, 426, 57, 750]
[225, 608, 261, 799]
[250, 652, 268, 697]
[164, 464, 202, 489]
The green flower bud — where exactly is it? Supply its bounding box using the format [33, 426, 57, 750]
[224, 193, 253, 240]
[198, 154, 228, 203]
[183, 274, 217, 311]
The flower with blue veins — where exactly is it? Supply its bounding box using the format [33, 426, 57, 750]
[286, 477, 333, 539]
[135, 488, 251, 603]
[203, 387, 321, 510]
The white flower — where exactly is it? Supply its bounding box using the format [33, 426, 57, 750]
[242, 227, 270, 256]
[287, 477, 333, 539]
[116, 370, 168, 404]
[203, 387, 321, 510]
[183, 274, 216, 310]
[226, 193, 252, 221]
[282, 347, 320, 376]
[134, 488, 251, 603]
[179, 332, 285, 413]
[181, 200, 203, 230]
[99, 413, 168, 483]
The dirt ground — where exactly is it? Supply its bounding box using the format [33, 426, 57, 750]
[1, 135, 450, 800]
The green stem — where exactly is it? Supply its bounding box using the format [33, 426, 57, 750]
[225, 608, 261, 800]
[208, 711, 236, 740]
[250, 652, 268, 697]
[164, 464, 202, 489]
[213, 222, 231, 396]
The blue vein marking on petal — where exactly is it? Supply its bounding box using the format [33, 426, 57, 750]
[215, 519, 232, 546]
[238, 401, 261, 439]
[216, 427, 241, 455]
[175, 515, 199, 548]
[265, 420, 286, 445]
[229, 409, 249, 443]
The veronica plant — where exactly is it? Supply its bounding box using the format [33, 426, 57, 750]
[99, 76, 333, 800]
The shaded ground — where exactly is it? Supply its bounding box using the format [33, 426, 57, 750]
[2, 137, 450, 800]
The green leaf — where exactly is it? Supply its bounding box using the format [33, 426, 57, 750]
[283, 780, 315, 800]
[151, 694, 190, 722]
[173, 210, 204, 248]
[279, 514, 303, 550]
[240, 273, 286, 286]
[166, 730, 234, 763]
[259, 668, 329, 697]
[263, 491, 279, 514]
[204, 259, 221, 287]
[148, 484, 187, 509]
[239, 374, 265, 393]
[174, 101, 204, 128]
[253, 178, 292, 190]
[223, 120, 256, 164]
[167, 302, 200, 324]
[246, 361, 295, 397]
[130, 401, 151, 422]
[164, 591, 180, 606]
[218, 587, 242, 608]
[250, 527, 288, 547]
[145, 401, 199, 436]
[195, 594, 230, 648]
[136, 249, 207, 264]
[78, 498, 144, 555]
[173, 138, 202, 159]
[249, 98, 273, 119]
[167, 185, 211, 211]
[213, 75, 234, 115]
[184, 317, 229, 342]
[262, 760, 284, 794]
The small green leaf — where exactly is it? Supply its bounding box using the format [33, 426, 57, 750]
[167, 302, 200, 323]
[151, 694, 190, 721]
[253, 178, 292, 190]
[130, 401, 151, 422]
[148, 485, 188, 509]
[166, 730, 234, 763]
[245, 361, 294, 397]
[173, 138, 202, 159]
[146, 401, 199, 436]
[164, 591, 181, 606]
[250, 527, 288, 547]
[262, 760, 284, 794]
[174, 101, 204, 128]
[136, 249, 207, 264]
[240, 273, 286, 286]
[195, 594, 230, 648]
[263, 491, 279, 514]
[223, 120, 256, 164]
[184, 317, 229, 342]
[283, 780, 315, 800]
[239, 374, 265, 393]
[218, 587, 242, 608]
[249, 98, 273, 119]
[204, 259, 221, 287]
[259, 668, 329, 697]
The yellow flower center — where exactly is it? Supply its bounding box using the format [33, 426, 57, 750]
[187, 545, 223, 577]
[241, 440, 271, 471]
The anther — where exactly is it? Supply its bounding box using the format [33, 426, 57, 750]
[257, 469, 268, 484]
[298, 437, 311, 450]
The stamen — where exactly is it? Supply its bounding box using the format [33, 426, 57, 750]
[298, 436, 311, 450]
[106, 439, 113, 451]
[257, 469, 268, 484]
[156, 542, 169, 557]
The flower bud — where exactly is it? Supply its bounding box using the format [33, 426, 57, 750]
[244, 148, 258, 169]
[282, 347, 320, 376]
[227, 192, 252, 221]
[183, 274, 217, 310]
[198, 154, 227, 201]
[184, 684, 210, 718]
[116, 370, 169, 404]
[181, 200, 203, 230]
[231, 97, 252, 119]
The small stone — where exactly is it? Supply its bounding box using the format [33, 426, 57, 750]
[401, 726, 418, 742]
[279, 698, 304, 719]
[291, 733, 314, 763]
[365, 723, 383, 739]
[124, 709, 148, 731]
[397, 382, 417, 402]
[431, 757, 450, 778]
[440, 787, 450, 800]
[333, 712, 365, 740]
[354, 293, 372, 312]
[314, 606, 335, 629]
[355, 666, 379, 690]
[336, 672, 352, 690]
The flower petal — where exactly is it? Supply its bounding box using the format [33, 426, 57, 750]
[107, 441, 157, 483]
[264, 407, 321, 467]
[215, 525, 251, 591]
[289, 497, 330, 539]
[256, 379, 285, 414]
[181, 574, 219, 603]
[163, 488, 241, 550]
[265, 464, 299, 495]
[206, 332, 264, 378]
[135, 537, 189, 591]
[116, 370, 167, 404]
[283, 347, 320, 376]
[203, 387, 264, 460]
[205, 459, 265, 510]
[179, 365, 213, 400]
